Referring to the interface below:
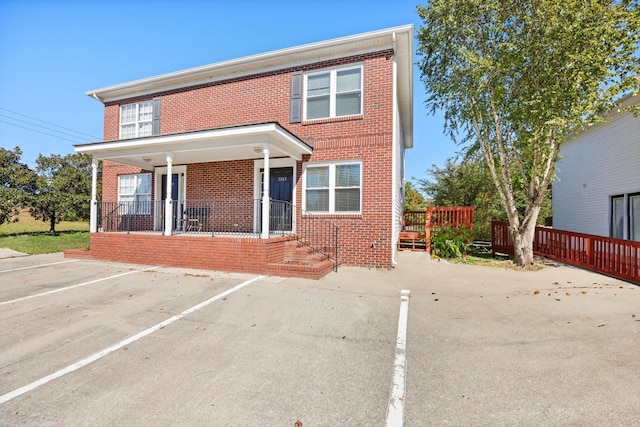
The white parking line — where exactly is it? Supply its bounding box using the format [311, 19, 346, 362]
[0, 275, 265, 405]
[0, 268, 156, 306]
[0, 259, 79, 274]
[386, 289, 411, 427]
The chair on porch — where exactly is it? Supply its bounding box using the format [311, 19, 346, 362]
[180, 207, 204, 232]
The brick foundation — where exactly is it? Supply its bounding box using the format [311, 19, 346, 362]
[68, 233, 334, 279]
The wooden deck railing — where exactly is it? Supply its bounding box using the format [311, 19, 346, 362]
[401, 206, 475, 252]
[491, 221, 640, 284]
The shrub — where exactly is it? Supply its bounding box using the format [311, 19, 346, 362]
[431, 224, 473, 259]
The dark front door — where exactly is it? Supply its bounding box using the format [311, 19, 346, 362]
[161, 174, 180, 228]
[262, 167, 293, 232]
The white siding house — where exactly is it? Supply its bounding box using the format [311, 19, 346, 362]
[553, 94, 640, 241]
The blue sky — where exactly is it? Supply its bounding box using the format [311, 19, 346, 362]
[0, 0, 457, 183]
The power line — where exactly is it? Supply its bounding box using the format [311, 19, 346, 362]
[0, 107, 101, 140]
[0, 113, 88, 142]
[0, 119, 85, 144]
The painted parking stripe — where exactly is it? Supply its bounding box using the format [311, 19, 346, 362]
[0, 275, 264, 405]
[386, 289, 411, 427]
[0, 268, 156, 306]
[0, 259, 79, 274]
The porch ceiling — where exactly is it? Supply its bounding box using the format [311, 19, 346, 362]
[74, 122, 312, 168]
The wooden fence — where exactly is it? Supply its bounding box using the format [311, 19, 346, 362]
[400, 207, 475, 252]
[491, 221, 640, 285]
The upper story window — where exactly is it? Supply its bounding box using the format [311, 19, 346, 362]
[120, 98, 160, 139]
[304, 65, 362, 121]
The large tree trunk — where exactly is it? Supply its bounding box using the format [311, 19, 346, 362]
[509, 205, 540, 267]
[511, 223, 535, 266]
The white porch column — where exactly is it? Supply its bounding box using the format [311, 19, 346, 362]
[261, 143, 270, 239]
[164, 152, 174, 236]
[89, 156, 98, 233]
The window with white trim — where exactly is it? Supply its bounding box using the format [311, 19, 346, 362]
[120, 101, 153, 139]
[610, 192, 640, 241]
[118, 173, 151, 214]
[611, 195, 624, 239]
[304, 65, 362, 120]
[631, 194, 640, 242]
[304, 162, 361, 213]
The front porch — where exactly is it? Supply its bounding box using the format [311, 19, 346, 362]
[67, 197, 339, 279]
[70, 123, 342, 278]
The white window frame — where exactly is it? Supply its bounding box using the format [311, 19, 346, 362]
[303, 64, 363, 121]
[302, 161, 362, 214]
[118, 173, 152, 215]
[611, 195, 625, 239]
[631, 193, 640, 242]
[120, 101, 153, 139]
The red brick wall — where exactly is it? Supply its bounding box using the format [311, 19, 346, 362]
[100, 49, 397, 268]
[103, 51, 394, 142]
[186, 160, 254, 200]
[88, 233, 287, 275]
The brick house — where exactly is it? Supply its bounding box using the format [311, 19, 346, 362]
[72, 25, 414, 279]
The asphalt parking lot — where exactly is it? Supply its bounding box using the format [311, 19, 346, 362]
[1, 251, 639, 426]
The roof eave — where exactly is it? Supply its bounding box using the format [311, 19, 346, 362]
[86, 25, 415, 105]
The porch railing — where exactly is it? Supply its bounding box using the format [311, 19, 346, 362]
[271, 200, 339, 272]
[98, 199, 260, 235]
[96, 199, 339, 271]
[99, 201, 165, 233]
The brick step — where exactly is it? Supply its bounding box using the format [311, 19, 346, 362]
[266, 258, 335, 280]
[283, 240, 327, 263]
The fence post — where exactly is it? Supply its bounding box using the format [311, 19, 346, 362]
[425, 207, 432, 253]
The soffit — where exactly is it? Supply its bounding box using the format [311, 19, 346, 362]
[74, 123, 312, 169]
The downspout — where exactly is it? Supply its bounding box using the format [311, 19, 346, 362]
[391, 33, 400, 267]
[91, 93, 102, 103]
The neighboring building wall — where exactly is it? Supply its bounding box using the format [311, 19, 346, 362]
[99, 50, 398, 267]
[553, 109, 640, 238]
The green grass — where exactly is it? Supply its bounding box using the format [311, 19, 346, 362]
[0, 211, 89, 254]
[445, 246, 544, 270]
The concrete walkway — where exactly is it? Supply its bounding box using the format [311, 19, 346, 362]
[384, 251, 640, 426]
[0, 248, 28, 259]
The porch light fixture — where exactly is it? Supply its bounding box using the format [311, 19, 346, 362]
[142, 156, 152, 163]
[253, 147, 263, 154]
